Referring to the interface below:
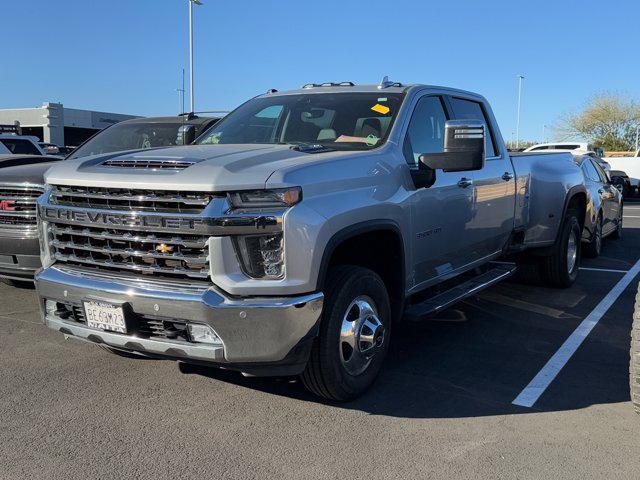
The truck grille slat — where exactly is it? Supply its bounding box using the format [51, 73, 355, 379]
[47, 187, 213, 281]
[50, 186, 215, 214]
[50, 239, 209, 263]
[0, 184, 43, 231]
[50, 226, 207, 248]
[53, 252, 210, 279]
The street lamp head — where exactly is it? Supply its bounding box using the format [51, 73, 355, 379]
[190, 0, 203, 4]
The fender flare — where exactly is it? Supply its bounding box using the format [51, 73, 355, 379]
[316, 219, 406, 293]
[558, 184, 588, 243]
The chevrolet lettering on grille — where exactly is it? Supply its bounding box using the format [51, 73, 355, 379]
[40, 206, 205, 232]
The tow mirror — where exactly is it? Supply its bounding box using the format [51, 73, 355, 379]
[176, 124, 197, 145]
[419, 120, 485, 173]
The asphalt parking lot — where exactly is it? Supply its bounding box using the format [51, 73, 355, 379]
[2, 203, 640, 480]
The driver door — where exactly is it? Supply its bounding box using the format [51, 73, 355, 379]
[406, 95, 476, 289]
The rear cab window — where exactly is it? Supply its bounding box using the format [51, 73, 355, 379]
[448, 97, 497, 158]
[0, 138, 41, 155]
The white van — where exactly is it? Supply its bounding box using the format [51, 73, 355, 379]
[524, 142, 605, 157]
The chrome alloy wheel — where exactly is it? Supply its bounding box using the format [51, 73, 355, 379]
[339, 295, 386, 376]
[567, 229, 578, 274]
[595, 220, 602, 254]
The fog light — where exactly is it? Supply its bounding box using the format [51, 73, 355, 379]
[187, 323, 222, 345]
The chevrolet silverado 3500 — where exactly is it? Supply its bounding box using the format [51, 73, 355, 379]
[35, 80, 587, 400]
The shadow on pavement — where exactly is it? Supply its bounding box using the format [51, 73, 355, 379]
[181, 223, 640, 418]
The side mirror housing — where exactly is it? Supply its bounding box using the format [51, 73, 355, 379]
[419, 120, 485, 173]
[176, 124, 197, 145]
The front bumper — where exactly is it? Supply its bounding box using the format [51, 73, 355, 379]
[0, 234, 41, 280]
[36, 266, 324, 375]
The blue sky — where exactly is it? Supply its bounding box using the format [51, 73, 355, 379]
[2, 0, 637, 141]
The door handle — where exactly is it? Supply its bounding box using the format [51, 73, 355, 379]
[457, 178, 473, 188]
[501, 172, 514, 181]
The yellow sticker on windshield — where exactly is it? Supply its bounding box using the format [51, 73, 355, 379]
[371, 103, 390, 115]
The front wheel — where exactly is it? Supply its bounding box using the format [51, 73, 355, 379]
[539, 210, 581, 288]
[301, 266, 391, 401]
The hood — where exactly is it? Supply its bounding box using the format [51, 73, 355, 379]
[0, 160, 61, 185]
[0, 154, 63, 169]
[44, 144, 355, 191]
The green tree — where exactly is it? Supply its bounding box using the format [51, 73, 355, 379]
[557, 92, 640, 151]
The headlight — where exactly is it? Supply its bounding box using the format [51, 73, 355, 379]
[233, 233, 284, 279]
[227, 187, 301, 210]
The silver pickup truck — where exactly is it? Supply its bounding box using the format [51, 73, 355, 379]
[35, 80, 587, 400]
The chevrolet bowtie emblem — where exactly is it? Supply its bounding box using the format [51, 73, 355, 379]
[155, 244, 174, 253]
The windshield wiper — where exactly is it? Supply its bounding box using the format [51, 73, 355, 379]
[282, 142, 335, 153]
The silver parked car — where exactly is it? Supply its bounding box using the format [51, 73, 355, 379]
[576, 155, 623, 257]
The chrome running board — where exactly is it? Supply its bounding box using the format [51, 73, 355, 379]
[404, 264, 516, 321]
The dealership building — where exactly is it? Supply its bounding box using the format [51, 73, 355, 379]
[0, 103, 140, 147]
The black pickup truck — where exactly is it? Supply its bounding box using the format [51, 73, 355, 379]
[0, 115, 219, 283]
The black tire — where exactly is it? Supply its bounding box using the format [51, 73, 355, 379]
[583, 214, 603, 258]
[631, 284, 640, 414]
[539, 210, 581, 288]
[301, 266, 391, 401]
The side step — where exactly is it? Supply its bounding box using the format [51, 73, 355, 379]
[404, 264, 516, 321]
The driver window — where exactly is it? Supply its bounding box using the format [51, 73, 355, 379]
[403, 96, 447, 167]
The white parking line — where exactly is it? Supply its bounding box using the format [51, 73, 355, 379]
[512, 258, 640, 408]
[579, 267, 629, 274]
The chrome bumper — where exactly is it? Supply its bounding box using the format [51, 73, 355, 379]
[36, 266, 324, 367]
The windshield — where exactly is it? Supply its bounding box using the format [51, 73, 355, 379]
[196, 92, 405, 150]
[68, 122, 186, 159]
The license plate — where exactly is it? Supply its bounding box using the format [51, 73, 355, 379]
[83, 301, 127, 334]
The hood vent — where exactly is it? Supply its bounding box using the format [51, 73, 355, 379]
[101, 157, 199, 171]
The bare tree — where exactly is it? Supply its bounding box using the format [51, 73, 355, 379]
[556, 92, 640, 151]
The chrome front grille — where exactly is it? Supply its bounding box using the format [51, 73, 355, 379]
[45, 187, 214, 281]
[0, 184, 44, 231]
[49, 224, 210, 279]
[50, 186, 216, 214]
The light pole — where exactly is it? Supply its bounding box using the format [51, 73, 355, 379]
[189, 0, 203, 113]
[516, 75, 525, 148]
[542, 124, 548, 142]
[176, 68, 185, 114]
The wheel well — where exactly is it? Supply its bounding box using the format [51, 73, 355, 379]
[323, 229, 405, 322]
[567, 192, 586, 230]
